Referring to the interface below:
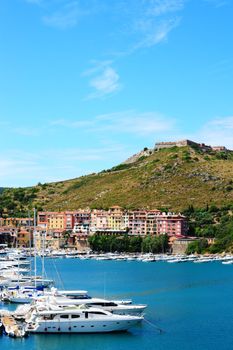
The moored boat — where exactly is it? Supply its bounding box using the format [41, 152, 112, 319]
[24, 304, 143, 333]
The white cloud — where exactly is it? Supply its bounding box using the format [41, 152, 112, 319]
[84, 62, 121, 99]
[131, 0, 185, 50]
[133, 17, 180, 49]
[82, 60, 113, 77]
[51, 110, 175, 136]
[88, 67, 121, 99]
[50, 119, 93, 128]
[188, 116, 233, 150]
[42, 1, 88, 29]
[96, 111, 175, 135]
[0, 145, 128, 187]
[145, 0, 185, 16]
[12, 127, 40, 136]
[111, 0, 185, 55]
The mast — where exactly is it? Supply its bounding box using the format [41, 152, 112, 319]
[41, 229, 46, 280]
[28, 210, 32, 276]
[33, 208, 37, 288]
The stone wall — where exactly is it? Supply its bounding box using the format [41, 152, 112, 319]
[172, 238, 197, 254]
[123, 148, 153, 164]
[155, 139, 199, 150]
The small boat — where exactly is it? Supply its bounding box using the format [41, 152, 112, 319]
[1, 315, 27, 338]
[167, 259, 184, 263]
[222, 260, 233, 265]
[194, 258, 213, 263]
[141, 258, 155, 262]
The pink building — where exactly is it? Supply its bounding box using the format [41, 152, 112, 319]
[156, 213, 188, 236]
[90, 209, 109, 232]
[127, 210, 148, 236]
[64, 211, 75, 230]
[74, 210, 91, 225]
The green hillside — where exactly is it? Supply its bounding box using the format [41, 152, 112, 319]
[1, 145, 233, 216]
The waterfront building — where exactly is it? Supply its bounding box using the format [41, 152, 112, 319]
[108, 206, 126, 231]
[37, 211, 76, 231]
[0, 217, 33, 228]
[47, 212, 65, 230]
[90, 209, 109, 232]
[127, 210, 148, 236]
[37, 212, 48, 229]
[146, 210, 161, 235]
[127, 209, 162, 236]
[74, 210, 91, 226]
[64, 211, 75, 230]
[156, 213, 188, 236]
[16, 228, 32, 248]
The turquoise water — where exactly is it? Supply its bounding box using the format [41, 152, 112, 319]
[1, 259, 233, 350]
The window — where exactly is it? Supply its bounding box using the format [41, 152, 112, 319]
[43, 315, 54, 320]
[90, 302, 116, 307]
[87, 311, 106, 315]
[60, 315, 69, 319]
[71, 315, 80, 318]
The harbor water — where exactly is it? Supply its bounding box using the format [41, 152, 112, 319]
[1, 258, 233, 350]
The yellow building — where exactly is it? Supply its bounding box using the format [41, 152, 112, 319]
[108, 206, 125, 231]
[47, 213, 65, 230]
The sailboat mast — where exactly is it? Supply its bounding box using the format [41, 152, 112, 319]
[41, 229, 46, 280]
[33, 208, 37, 288]
[28, 210, 32, 276]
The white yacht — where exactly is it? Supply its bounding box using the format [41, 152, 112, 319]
[43, 289, 146, 315]
[24, 304, 143, 333]
[50, 296, 146, 315]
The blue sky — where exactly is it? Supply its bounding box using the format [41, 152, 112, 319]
[0, 0, 232, 187]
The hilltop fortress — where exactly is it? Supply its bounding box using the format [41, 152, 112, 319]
[123, 139, 229, 164]
[155, 139, 228, 152]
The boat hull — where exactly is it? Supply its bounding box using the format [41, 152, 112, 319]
[26, 318, 142, 333]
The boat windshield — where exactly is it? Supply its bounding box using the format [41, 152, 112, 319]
[42, 314, 55, 320]
[89, 302, 117, 307]
[66, 294, 91, 299]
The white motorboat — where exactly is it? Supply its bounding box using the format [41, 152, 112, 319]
[167, 259, 183, 263]
[222, 260, 233, 265]
[141, 258, 155, 262]
[24, 304, 143, 333]
[46, 289, 145, 315]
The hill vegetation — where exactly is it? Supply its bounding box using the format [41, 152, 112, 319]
[88, 234, 169, 253]
[185, 204, 233, 254]
[0, 145, 233, 217]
